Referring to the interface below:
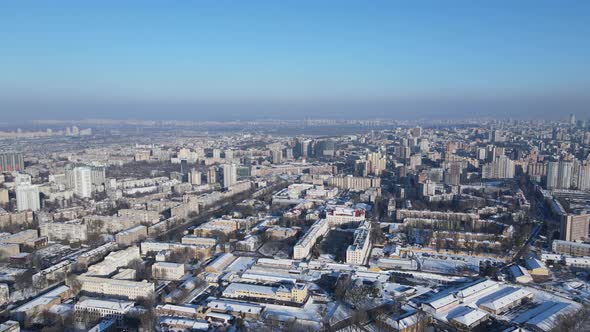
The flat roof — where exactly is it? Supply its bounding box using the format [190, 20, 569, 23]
[157, 304, 200, 314]
[76, 298, 134, 312]
[206, 298, 263, 315]
[153, 261, 184, 268]
[223, 283, 276, 297]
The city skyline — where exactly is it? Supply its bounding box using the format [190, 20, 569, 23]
[1, 2, 590, 331]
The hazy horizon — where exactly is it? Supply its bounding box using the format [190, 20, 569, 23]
[1, 1, 589, 121]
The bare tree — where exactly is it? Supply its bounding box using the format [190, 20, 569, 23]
[549, 304, 590, 332]
[66, 273, 82, 295]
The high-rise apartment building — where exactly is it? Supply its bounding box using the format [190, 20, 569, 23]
[271, 149, 282, 164]
[576, 163, 590, 191]
[444, 162, 462, 185]
[74, 167, 92, 198]
[527, 162, 547, 182]
[298, 139, 311, 159]
[482, 155, 515, 179]
[366, 152, 386, 175]
[16, 184, 40, 212]
[546, 161, 559, 189]
[558, 161, 573, 190]
[419, 139, 430, 152]
[0, 153, 24, 172]
[224, 149, 233, 160]
[411, 126, 422, 137]
[354, 160, 369, 177]
[222, 164, 237, 188]
[212, 149, 221, 159]
[180, 159, 189, 176]
[14, 173, 32, 186]
[561, 214, 590, 242]
[207, 167, 217, 184]
[546, 160, 574, 190]
[476, 148, 487, 161]
[90, 165, 106, 186]
[0, 189, 8, 205]
[189, 169, 202, 185]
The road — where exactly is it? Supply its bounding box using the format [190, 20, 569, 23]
[155, 192, 251, 241]
[510, 223, 542, 262]
[155, 180, 288, 241]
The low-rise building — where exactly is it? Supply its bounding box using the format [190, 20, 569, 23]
[140, 241, 213, 259]
[117, 209, 160, 225]
[564, 257, 590, 269]
[152, 262, 185, 280]
[12, 286, 71, 322]
[0, 229, 39, 246]
[450, 307, 488, 330]
[509, 265, 533, 284]
[181, 235, 217, 247]
[222, 282, 308, 304]
[194, 217, 256, 237]
[77, 275, 155, 300]
[478, 288, 533, 315]
[456, 279, 500, 303]
[293, 219, 328, 260]
[115, 225, 148, 247]
[422, 294, 460, 314]
[205, 253, 235, 273]
[87, 247, 141, 277]
[159, 317, 210, 331]
[524, 258, 550, 278]
[552, 240, 590, 257]
[155, 304, 203, 319]
[326, 206, 365, 226]
[0, 321, 20, 332]
[40, 220, 88, 243]
[0, 243, 20, 258]
[0, 284, 9, 306]
[377, 257, 418, 270]
[74, 298, 134, 324]
[77, 242, 118, 266]
[32, 259, 73, 286]
[206, 298, 263, 318]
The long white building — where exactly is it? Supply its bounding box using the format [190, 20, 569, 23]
[40, 219, 88, 242]
[87, 246, 141, 276]
[77, 275, 155, 300]
[293, 219, 329, 259]
[346, 222, 371, 265]
[326, 206, 366, 226]
[74, 298, 134, 323]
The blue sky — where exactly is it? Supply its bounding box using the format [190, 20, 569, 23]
[1, 1, 589, 121]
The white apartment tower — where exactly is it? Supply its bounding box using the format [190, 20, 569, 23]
[547, 160, 574, 190]
[190, 169, 202, 185]
[222, 163, 237, 188]
[557, 161, 573, 190]
[16, 184, 40, 212]
[74, 166, 93, 198]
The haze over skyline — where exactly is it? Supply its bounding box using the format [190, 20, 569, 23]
[1, 1, 589, 122]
